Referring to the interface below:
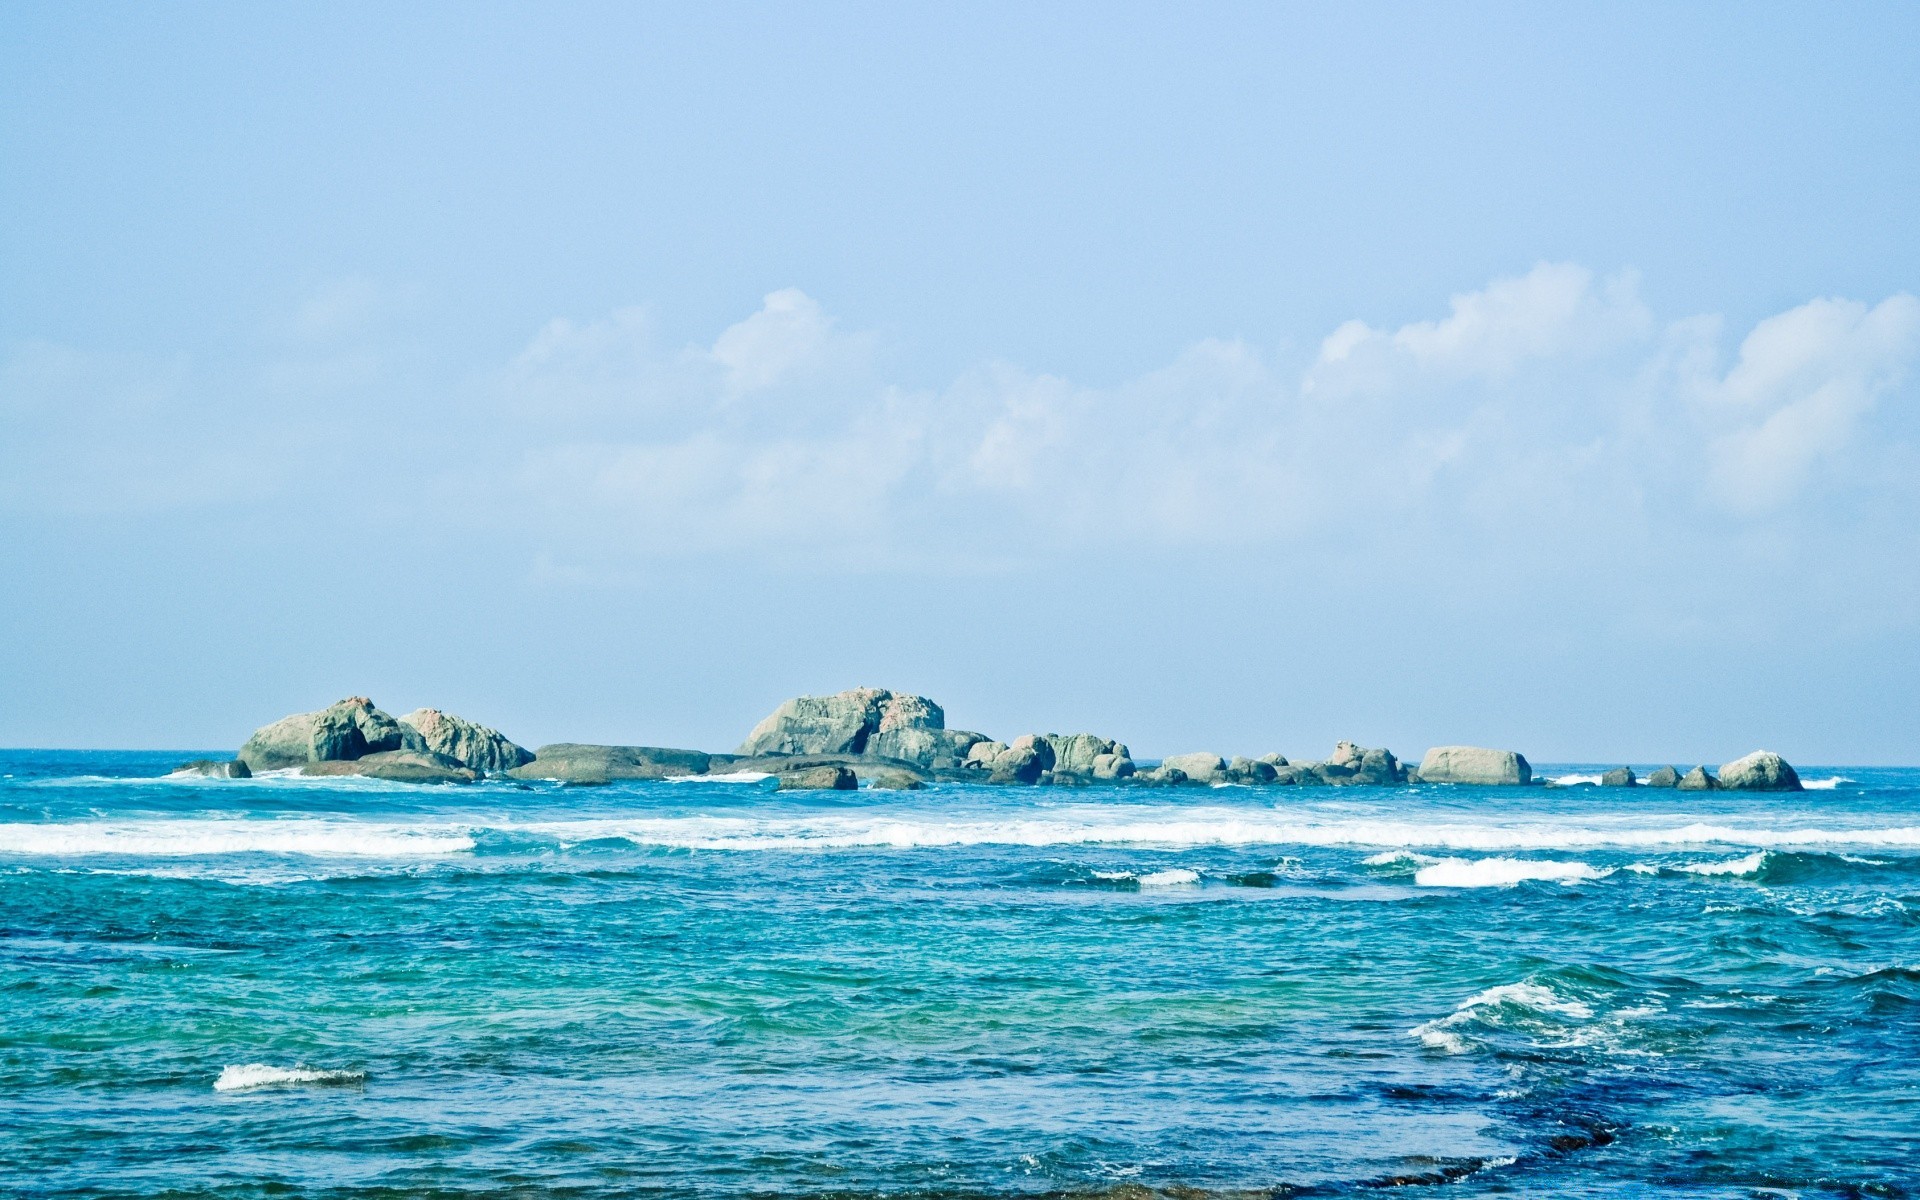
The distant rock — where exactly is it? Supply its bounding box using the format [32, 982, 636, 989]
[989, 735, 1056, 785]
[1416, 746, 1532, 786]
[777, 765, 857, 791]
[1046, 733, 1133, 777]
[1718, 751, 1802, 792]
[963, 741, 1008, 770]
[1676, 766, 1719, 791]
[863, 769, 926, 790]
[508, 744, 714, 785]
[1228, 756, 1278, 784]
[1319, 742, 1405, 785]
[399, 709, 533, 773]
[1644, 766, 1680, 788]
[238, 697, 419, 772]
[1090, 752, 1136, 780]
[1600, 767, 1637, 787]
[175, 759, 251, 779]
[740, 687, 985, 767]
[1135, 765, 1189, 785]
[301, 749, 477, 785]
[1161, 752, 1227, 784]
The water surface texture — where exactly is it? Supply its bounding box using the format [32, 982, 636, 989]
[3, 751, 1917, 1197]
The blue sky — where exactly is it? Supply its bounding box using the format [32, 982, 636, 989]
[3, 2, 1918, 761]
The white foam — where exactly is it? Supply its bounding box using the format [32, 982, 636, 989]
[1552, 774, 1602, 786]
[1679, 850, 1769, 877]
[665, 771, 773, 783]
[0, 819, 474, 858]
[214, 1063, 365, 1091]
[1413, 857, 1608, 888]
[1803, 777, 1854, 790]
[1137, 868, 1200, 888]
[1410, 981, 1595, 1053]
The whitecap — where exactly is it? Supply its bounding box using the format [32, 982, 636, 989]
[214, 1063, 365, 1091]
[1551, 774, 1602, 786]
[1803, 777, 1854, 790]
[1679, 850, 1769, 877]
[1137, 868, 1200, 888]
[1410, 981, 1595, 1053]
[665, 771, 774, 783]
[0, 819, 474, 858]
[1413, 857, 1608, 888]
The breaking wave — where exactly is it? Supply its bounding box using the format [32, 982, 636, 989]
[214, 1063, 365, 1091]
[0, 819, 474, 858]
[1413, 857, 1607, 888]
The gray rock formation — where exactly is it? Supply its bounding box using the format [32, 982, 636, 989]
[301, 749, 477, 784]
[1600, 767, 1637, 787]
[1161, 752, 1228, 784]
[1319, 742, 1405, 785]
[1417, 746, 1532, 786]
[1228, 756, 1278, 784]
[399, 709, 533, 773]
[238, 697, 420, 772]
[175, 759, 251, 779]
[1644, 766, 1680, 788]
[989, 734, 1056, 785]
[739, 687, 986, 767]
[508, 744, 714, 785]
[777, 765, 857, 791]
[1135, 765, 1189, 785]
[1718, 751, 1801, 791]
[1090, 752, 1136, 780]
[864, 769, 925, 790]
[1045, 733, 1133, 776]
[963, 741, 1008, 770]
[1676, 766, 1718, 791]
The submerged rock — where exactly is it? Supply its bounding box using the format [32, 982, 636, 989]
[301, 749, 478, 784]
[239, 697, 419, 772]
[739, 687, 985, 768]
[777, 765, 857, 791]
[508, 744, 714, 785]
[863, 769, 925, 790]
[1718, 750, 1802, 792]
[1416, 746, 1532, 786]
[1676, 766, 1719, 791]
[175, 758, 251, 779]
[1600, 767, 1637, 787]
[399, 709, 533, 773]
[1644, 766, 1680, 788]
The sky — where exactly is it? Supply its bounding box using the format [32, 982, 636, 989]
[3, 2, 1918, 762]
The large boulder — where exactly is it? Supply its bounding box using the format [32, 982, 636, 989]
[739, 688, 986, 767]
[1644, 766, 1680, 788]
[1162, 752, 1228, 784]
[301, 749, 477, 784]
[988, 734, 1056, 785]
[963, 740, 1008, 770]
[238, 697, 420, 772]
[1417, 746, 1532, 786]
[1718, 750, 1802, 792]
[1600, 767, 1637, 787]
[1676, 766, 1719, 791]
[1046, 733, 1132, 776]
[507, 744, 714, 785]
[399, 708, 533, 773]
[1090, 752, 1136, 780]
[776, 765, 857, 791]
[1318, 742, 1405, 785]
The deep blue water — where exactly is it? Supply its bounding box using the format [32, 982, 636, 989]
[2, 750, 1917, 1198]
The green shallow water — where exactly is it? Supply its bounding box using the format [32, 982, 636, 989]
[3, 751, 1918, 1197]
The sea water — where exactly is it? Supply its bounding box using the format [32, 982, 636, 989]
[2, 751, 1916, 1197]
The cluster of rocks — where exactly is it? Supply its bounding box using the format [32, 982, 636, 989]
[195, 687, 1808, 795]
[1580, 751, 1803, 792]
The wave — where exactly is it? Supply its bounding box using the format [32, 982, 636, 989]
[1411, 981, 1595, 1054]
[1413, 857, 1606, 888]
[1803, 776, 1855, 790]
[214, 1063, 365, 1091]
[1551, 774, 1602, 786]
[665, 771, 773, 784]
[1087, 867, 1202, 889]
[1678, 850, 1770, 877]
[0, 819, 474, 858]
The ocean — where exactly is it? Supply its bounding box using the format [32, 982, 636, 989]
[3, 750, 1916, 1197]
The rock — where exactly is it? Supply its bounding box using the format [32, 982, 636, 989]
[1676, 766, 1719, 791]
[1045, 733, 1132, 775]
[1161, 752, 1227, 783]
[1644, 766, 1680, 788]
[1600, 767, 1637, 787]
[507, 744, 714, 785]
[1718, 751, 1803, 792]
[738, 687, 982, 766]
[399, 709, 533, 773]
[1416, 746, 1532, 786]
[1135, 765, 1189, 785]
[1090, 752, 1135, 780]
[301, 749, 478, 784]
[175, 759, 251, 779]
[864, 769, 925, 790]
[989, 735, 1056, 785]
[777, 765, 857, 791]
[238, 697, 419, 771]
[963, 741, 1008, 770]
[1317, 743, 1404, 785]
[1258, 753, 1289, 768]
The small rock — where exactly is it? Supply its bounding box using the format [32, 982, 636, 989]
[1600, 767, 1637, 787]
[1676, 766, 1719, 791]
[864, 769, 925, 791]
[776, 765, 857, 791]
[175, 759, 251, 779]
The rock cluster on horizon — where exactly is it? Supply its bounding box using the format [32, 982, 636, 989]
[228, 697, 533, 783]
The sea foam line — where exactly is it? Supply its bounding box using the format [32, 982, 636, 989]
[214, 1063, 365, 1091]
[0, 819, 474, 858]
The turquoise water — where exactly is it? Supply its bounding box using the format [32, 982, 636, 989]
[3, 752, 1917, 1197]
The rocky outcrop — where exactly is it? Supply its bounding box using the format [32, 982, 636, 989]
[864, 769, 925, 790]
[1417, 746, 1532, 786]
[1718, 751, 1802, 792]
[988, 734, 1056, 785]
[1318, 742, 1405, 785]
[1644, 766, 1680, 788]
[1600, 767, 1637, 787]
[399, 709, 533, 773]
[1676, 766, 1718, 791]
[1228, 756, 1277, 783]
[238, 697, 421, 772]
[1045, 733, 1133, 777]
[1090, 752, 1135, 780]
[175, 759, 251, 779]
[739, 688, 986, 768]
[507, 744, 714, 785]
[301, 749, 477, 784]
[777, 765, 857, 791]
[1161, 752, 1228, 784]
